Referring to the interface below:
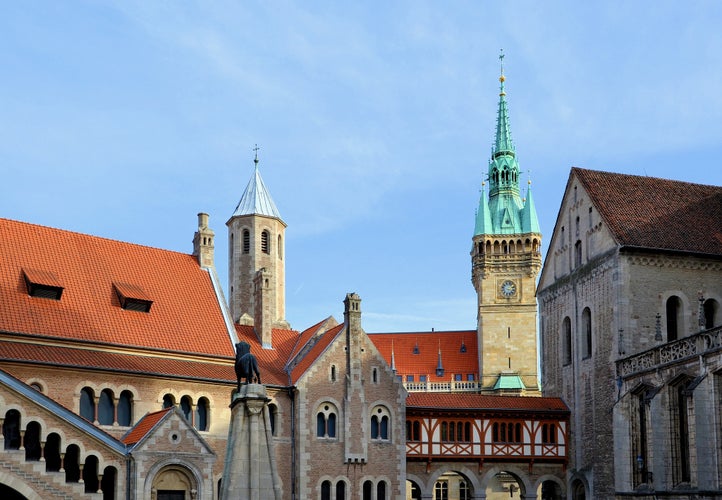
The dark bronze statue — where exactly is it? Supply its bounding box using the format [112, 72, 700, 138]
[234, 341, 261, 391]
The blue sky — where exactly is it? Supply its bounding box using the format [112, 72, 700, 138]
[2, 1, 722, 333]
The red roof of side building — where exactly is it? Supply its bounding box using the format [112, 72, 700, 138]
[406, 392, 569, 414]
[369, 330, 478, 382]
[122, 407, 174, 446]
[573, 168, 722, 256]
[0, 218, 235, 357]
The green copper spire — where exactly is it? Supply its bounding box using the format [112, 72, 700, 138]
[520, 180, 541, 233]
[474, 51, 538, 237]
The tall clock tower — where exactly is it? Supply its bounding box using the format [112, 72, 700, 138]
[471, 53, 542, 393]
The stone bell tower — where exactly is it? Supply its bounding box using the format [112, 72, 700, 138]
[471, 52, 543, 393]
[227, 150, 288, 347]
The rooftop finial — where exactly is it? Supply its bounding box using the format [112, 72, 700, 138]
[253, 144, 260, 168]
[499, 49, 506, 95]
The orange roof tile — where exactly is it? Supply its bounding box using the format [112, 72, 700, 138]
[369, 330, 478, 382]
[122, 407, 174, 446]
[0, 218, 235, 357]
[407, 392, 569, 414]
[0, 340, 237, 383]
[290, 323, 344, 383]
[234, 325, 299, 386]
[573, 168, 722, 256]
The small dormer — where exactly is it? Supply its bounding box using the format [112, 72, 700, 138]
[23, 268, 64, 300]
[113, 282, 153, 313]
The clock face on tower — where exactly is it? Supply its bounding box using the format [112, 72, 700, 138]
[500, 280, 517, 298]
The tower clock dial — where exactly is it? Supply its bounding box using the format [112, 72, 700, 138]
[500, 280, 517, 298]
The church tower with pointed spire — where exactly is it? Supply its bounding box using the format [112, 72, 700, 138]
[227, 149, 288, 347]
[471, 52, 542, 393]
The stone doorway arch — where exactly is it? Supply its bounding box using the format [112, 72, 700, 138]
[151, 464, 197, 500]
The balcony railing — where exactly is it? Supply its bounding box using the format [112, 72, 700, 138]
[617, 325, 722, 378]
[403, 380, 482, 393]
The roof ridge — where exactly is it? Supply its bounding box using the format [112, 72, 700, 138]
[0, 217, 194, 257]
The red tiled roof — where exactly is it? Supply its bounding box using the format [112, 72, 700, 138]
[290, 323, 344, 383]
[0, 218, 235, 357]
[0, 340, 237, 383]
[234, 324, 299, 386]
[573, 168, 722, 256]
[369, 331, 478, 382]
[407, 392, 569, 413]
[122, 407, 174, 446]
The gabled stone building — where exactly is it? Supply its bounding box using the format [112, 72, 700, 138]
[538, 167, 722, 499]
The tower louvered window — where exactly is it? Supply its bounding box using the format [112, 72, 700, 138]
[242, 229, 250, 254]
[261, 230, 270, 254]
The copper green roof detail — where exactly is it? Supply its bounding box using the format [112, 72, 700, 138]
[231, 157, 283, 220]
[520, 181, 541, 234]
[474, 52, 540, 237]
[492, 372, 525, 390]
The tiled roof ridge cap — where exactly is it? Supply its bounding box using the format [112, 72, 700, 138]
[285, 318, 339, 372]
[0, 217, 195, 257]
[572, 166, 721, 189]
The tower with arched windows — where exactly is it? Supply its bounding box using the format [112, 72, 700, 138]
[227, 153, 288, 347]
[471, 53, 542, 392]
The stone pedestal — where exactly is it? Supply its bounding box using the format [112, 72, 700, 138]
[221, 384, 282, 499]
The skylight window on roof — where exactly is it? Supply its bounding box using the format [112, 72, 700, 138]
[113, 282, 153, 313]
[23, 268, 64, 300]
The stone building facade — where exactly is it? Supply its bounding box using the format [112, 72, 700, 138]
[538, 167, 722, 499]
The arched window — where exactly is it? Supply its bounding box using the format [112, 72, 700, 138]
[330, 365, 336, 382]
[563, 316, 572, 365]
[118, 390, 133, 426]
[704, 299, 719, 329]
[434, 481, 449, 500]
[459, 480, 471, 500]
[321, 480, 331, 500]
[269, 403, 278, 436]
[80, 387, 95, 422]
[180, 395, 193, 423]
[65, 444, 81, 483]
[363, 480, 373, 500]
[316, 404, 337, 438]
[102, 466, 117, 500]
[242, 229, 250, 254]
[370, 406, 390, 440]
[667, 296, 682, 341]
[83, 455, 100, 493]
[45, 433, 62, 472]
[582, 308, 592, 358]
[377, 480, 387, 500]
[162, 393, 175, 409]
[98, 389, 115, 425]
[336, 480, 346, 500]
[24, 421, 42, 461]
[261, 230, 270, 254]
[3, 409, 21, 450]
[195, 397, 209, 431]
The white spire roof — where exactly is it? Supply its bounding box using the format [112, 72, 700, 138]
[231, 164, 283, 220]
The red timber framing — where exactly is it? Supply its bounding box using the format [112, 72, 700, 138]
[405, 394, 569, 466]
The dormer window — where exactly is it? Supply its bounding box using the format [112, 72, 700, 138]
[23, 268, 64, 300]
[113, 282, 153, 313]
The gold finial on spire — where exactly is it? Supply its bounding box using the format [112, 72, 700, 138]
[498, 49, 506, 96]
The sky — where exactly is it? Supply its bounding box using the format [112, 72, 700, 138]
[2, 1, 722, 333]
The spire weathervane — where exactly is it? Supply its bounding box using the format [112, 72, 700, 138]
[253, 144, 260, 168]
[499, 49, 506, 95]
